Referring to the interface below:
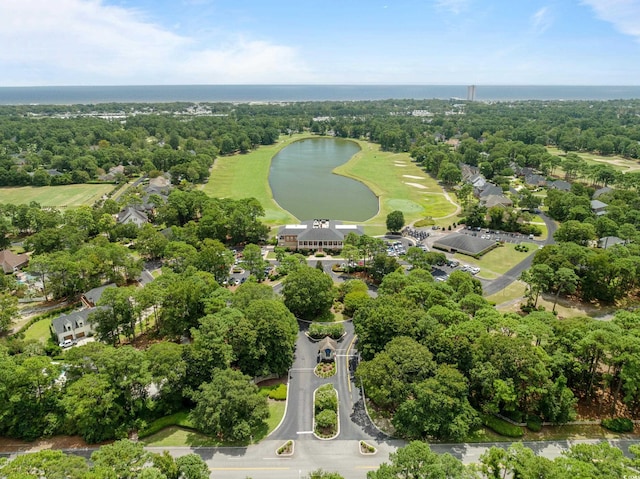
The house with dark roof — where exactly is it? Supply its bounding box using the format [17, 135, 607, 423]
[81, 283, 116, 308]
[116, 207, 149, 227]
[51, 308, 97, 344]
[548, 180, 571, 191]
[598, 236, 625, 249]
[482, 194, 513, 208]
[590, 199, 608, 216]
[0, 249, 29, 274]
[277, 220, 364, 251]
[477, 183, 504, 198]
[432, 233, 498, 257]
[593, 186, 612, 199]
[524, 174, 547, 187]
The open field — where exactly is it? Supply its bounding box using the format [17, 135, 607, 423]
[0, 184, 113, 208]
[454, 242, 538, 279]
[203, 134, 458, 235]
[547, 147, 640, 173]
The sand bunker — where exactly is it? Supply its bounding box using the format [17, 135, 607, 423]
[404, 182, 427, 189]
[403, 175, 425, 179]
[394, 163, 407, 167]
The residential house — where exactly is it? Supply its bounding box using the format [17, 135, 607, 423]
[590, 199, 608, 216]
[51, 308, 96, 344]
[0, 249, 29, 274]
[548, 180, 571, 191]
[477, 183, 504, 199]
[116, 206, 149, 227]
[593, 186, 613, 199]
[277, 219, 364, 251]
[482, 194, 514, 209]
[81, 283, 116, 308]
[598, 236, 625, 249]
[524, 173, 547, 188]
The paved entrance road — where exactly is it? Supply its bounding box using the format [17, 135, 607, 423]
[482, 212, 558, 296]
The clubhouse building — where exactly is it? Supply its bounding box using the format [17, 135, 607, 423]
[277, 219, 364, 251]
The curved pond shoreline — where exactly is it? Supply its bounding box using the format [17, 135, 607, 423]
[269, 138, 379, 222]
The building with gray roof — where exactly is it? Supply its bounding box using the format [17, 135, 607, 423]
[432, 233, 498, 257]
[277, 219, 364, 251]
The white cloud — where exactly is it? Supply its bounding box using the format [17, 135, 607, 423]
[0, 0, 310, 85]
[531, 6, 553, 34]
[434, 0, 471, 15]
[581, 0, 640, 40]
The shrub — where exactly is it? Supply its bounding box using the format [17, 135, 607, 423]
[482, 415, 524, 438]
[315, 387, 338, 413]
[315, 409, 337, 429]
[308, 323, 344, 340]
[138, 411, 194, 438]
[315, 362, 336, 378]
[602, 418, 634, 433]
[526, 415, 543, 432]
[277, 440, 293, 455]
[268, 384, 287, 401]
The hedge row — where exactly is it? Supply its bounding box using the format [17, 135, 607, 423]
[308, 323, 344, 340]
[602, 418, 634, 433]
[482, 415, 524, 438]
[138, 411, 195, 439]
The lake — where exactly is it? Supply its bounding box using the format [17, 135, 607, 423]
[269, 138, 379, 222]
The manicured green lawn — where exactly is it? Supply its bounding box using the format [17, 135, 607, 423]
[23, 318, 52, 344]
[332, 140, 457, 234]
[202, 135, 303, 226]
[142, 399, 286, 447]
[141, 426, 219, 447]
[454, 242, 538, 280]
[202, 134, 458, 235]
[0, 184, 114, 208]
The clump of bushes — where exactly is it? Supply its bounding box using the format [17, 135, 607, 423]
[515, 244, 530, 252]
[526, 415, 543, 432]
[259, 383, 287, 401]
[276, 440, 293, 455]
[315, 362, 336, 378]
[314, 384, 338, 438]
[308, 323, 344, 340]
[602, 418, 634, 433]
[482, 415, 524, 438]
[360, 441, 376, 454]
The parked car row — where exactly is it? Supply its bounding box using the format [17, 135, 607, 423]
[460, 264, 481, 275]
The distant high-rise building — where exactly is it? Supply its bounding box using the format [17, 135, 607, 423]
[467, 85, 476, 101]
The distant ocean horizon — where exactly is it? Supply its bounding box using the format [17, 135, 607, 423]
[1, 84, 640, 105]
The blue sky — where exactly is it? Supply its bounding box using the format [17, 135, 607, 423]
[1, 0, 640, 86]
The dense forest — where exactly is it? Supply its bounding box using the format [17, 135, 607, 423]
[1, 99, 640, 186]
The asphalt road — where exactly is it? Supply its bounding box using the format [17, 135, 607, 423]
[482, 212, 558, 296]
